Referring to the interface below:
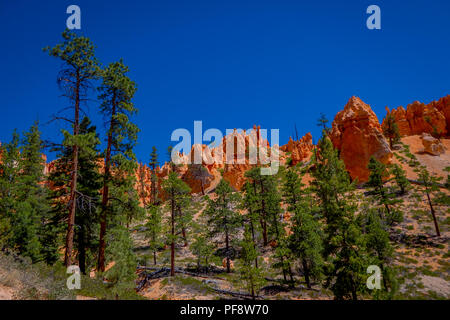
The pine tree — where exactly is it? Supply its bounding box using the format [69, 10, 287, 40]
[145, 204, 163, 265]
[361, 208, 397, 299]
[163, 172, 191, 276]
[205, 179, 241, 273]
[97, 59, 139, 272]
[0, 130, 20, 250]
[416, 166, 442, 237]
[242, 181, 261, 268]
[382, 113, 401, 149]
[13, 122, 51, 262]
[390, 163, 410, 195]
[44, 30, 100, 266]
[47, 116, 102, 269]
[237, 226, 266, 300]
[317, 113, 330, 132]
[311, 135, 367, 300]
[367, 157, 403, 226]
[149, 146, 159, 204]
[190, 222, 214, 271]
[283, 168, 323, 289]
[105, 224, 137, 296]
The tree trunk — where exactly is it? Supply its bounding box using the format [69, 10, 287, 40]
[98, 95, 117, 272]
[64, 70, 80, 267]
[426, 191, 440, 236]
[170, 192, 175, 276]
[302, 258, 311, 289]
[78, 224, 86, 275]
[249, 218, 258, 268]
[225, 229, 230, 273]
[153, 251, 157, 265]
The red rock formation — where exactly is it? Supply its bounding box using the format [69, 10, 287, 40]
[330, 96, 392, 182]
[383, 97, 448, 137]
[280, 133, 314, 165]
[428, 95, 450, 135]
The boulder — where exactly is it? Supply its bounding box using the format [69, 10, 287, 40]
[420, 133, 445, 156]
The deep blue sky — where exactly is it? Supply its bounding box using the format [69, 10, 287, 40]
[1, 0, 449, 163]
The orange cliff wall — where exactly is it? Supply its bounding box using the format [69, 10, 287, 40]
[382, 95, 449, 137]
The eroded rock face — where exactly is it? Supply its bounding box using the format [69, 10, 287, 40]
[383, 98, 448, 137]
[420, 133, 445, 156]
[280, 133, 314, 165]
[330, 96, 392, 182]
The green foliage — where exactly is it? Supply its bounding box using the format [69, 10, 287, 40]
[367, 157, 403, 226]
[283, 168, 324, 288]
[205, 179, 241, 272]
[382, 113, 401, 149]
[190, 222, 214, 270]
[390, 163, 410, 195]
[361, 209, 398, 299]
[237, 226, 266, 299]
[105, 225, 137, 295]
[145, 204, 163, 264]
[312, 134, 367, 300]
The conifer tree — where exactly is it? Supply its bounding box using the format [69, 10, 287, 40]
[416, 166, 442, 237]
[382, 113, 401, 149]
[105, 224, 137, 296]
[237, 226, 266, 300]
[146, 204, 163, 265]
[163, 171, 191, 276]
[242, 181, 261, 268]
[367, 157, 403, 225]
[317, 113, 330, 132]
[190, 222, 214, 271]
[283, 168, 323, 288]
[149, 146, 159, 204]
[205, 179, 241, 273]
[13, 122, 50, 262]
[0, 130, 20, 250]
[390, 163, 410, 195]
[44, 30, 100, 266]
[47, 117, 102, 268]
[312, 135, 367, 300]
[361, 208, 397, 298]
[97, 59, 139, 272]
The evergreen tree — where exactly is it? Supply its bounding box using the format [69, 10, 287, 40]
[44, 30, 100, 266]
[311, 135, 367, 300]
[317, 113, 330, 132]
[47, 116, 102, 269]
[105, 224, 137, 296]
[145, 204, 163, 265]
[382, 113, 401, 149]
[242, 181, 261, 268]
[367, 157, 403, 226]
[97, 59, 139, 272]
[0, 130, 20, 250]
[205, 179, 241, 273]
[13, 122, 50, 262]
[390, 163, 410, 195]
[283, 168, 323, 288]
[149, 146, 159, 204]
[416, 166, 442, 237]
[361, 208, 397, 299]
[162, 171, 191, 276]
[237, 226, 266, 300]
[190, 222, 214, 271]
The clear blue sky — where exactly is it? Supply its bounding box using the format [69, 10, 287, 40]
[1, 0, 449, 163]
